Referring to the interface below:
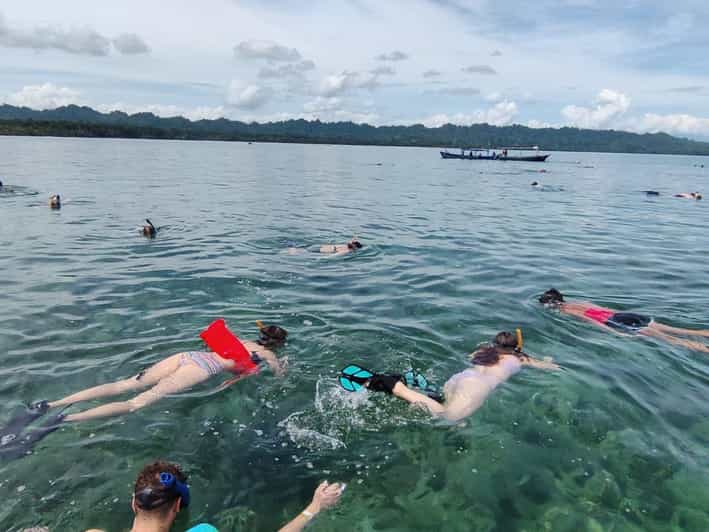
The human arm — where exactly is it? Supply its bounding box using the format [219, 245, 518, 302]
[278, 481, 344, 532]
[256, 348, 285, 377]
[519, 355, 561, 370]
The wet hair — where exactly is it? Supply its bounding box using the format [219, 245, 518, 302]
[133, 461, 187, 516]
[494, 331, 517, 349]
[471, 346, 501, 366]
[531, 181, 539, 186]
[143, 219, 157, 237]
[539, 288, 564, 305]
[347, 240, 363, 250]
[257, 324, 288, 348]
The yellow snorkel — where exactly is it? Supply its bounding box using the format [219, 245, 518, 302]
[515, 328, 523, 353]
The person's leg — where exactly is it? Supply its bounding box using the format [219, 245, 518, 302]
[649, 322, 709, 338]
[391, 382, 447, 415]
[641, 329, 709, 353]
[64, 363, 210, 423]
[49, 354, 183, 409]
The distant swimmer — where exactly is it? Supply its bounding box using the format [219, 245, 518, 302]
[531, 181, 540, 187]
[540, 288, 709, 353]
[142, 219, 158, 238]
[319, 237, 363, 255]
[49, 194, 61, 209]
[531, 181, 564, 192]
[0, 320, 287, 459]
[643, 190, 660, 196]
[674, 192, 702, 200]
[339, 330, 560, 423]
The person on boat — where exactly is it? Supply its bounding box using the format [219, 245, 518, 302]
[539, 288, 709, 353]
[0, 320, 287, 457]
[319, 237, 363, 255]
[340, 330, 560, 423]
[49, 194, 61, 209]
[674, 192, 702, 200]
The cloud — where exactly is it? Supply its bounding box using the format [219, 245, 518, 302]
[433, 87, 480, 96]
[227, 82, 273, 109]
[95, 102, 226, 121]
[423, 69, 442, 78]
[4, 83, 80, 109]
[376, 50, 408, 61]
[234, 40, 301, 62]
[303, 97, 342, 113]
[0, 12, 149, 56]
[562, 89, 630, 129]
[258, 60, 315, 79]
[485, 91, 503, 102]
[490, 49, 503, 56]
[319, 71, 379, 96]
[420, 100, 518, 127]
[112, 33, 150, 55]
[370, 65, 395, 76]
[461, 65, 497, 75]
[632, 112, 709, 137]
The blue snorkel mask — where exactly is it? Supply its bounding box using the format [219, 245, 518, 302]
[135, 472, 190, 511]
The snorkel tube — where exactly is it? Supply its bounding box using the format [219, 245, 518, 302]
[200, 319, 258, 374]
[515, 328, 523, 353]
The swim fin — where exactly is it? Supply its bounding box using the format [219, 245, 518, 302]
[403, 370, 444, 404]
[0, 401, 49, 447]
[0, 411, 65, 461]
[339, 364, 374, 392]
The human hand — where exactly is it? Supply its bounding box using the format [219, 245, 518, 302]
[306, 481, 344, 515]
[541, 357, 561, 370]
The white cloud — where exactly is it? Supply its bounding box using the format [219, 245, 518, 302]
[227, 82, 272, 109]
[423, 69, 442, 78]
[527, 119, 553, 129]
[632, 112, 709, 137]
[0, 12, 148, 56]
[112, 33, 150, 55]
[234, 40, 301, 62]
[562, 89, 630, 129]
[461, 65, 497, 75]
[490, 49, 503, 56]
[303, 97, 342, 113]
[4, 83, 80, 109]
[95, 102, 226, 121]
[485, 91, 503, 102]
[376, 50, 408, 61]
[420, 100, 518, 127]
[319, 71, 379, 96]
[258, 60, 315, 79]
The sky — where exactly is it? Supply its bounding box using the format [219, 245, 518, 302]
[2, 0, 709, 139]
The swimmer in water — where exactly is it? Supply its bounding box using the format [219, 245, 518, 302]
[531, 181, 540, 187]
[674, 192, 702, 200]
[49, 194, 61, 209]
[319, 237, 363, 255]
[540, 288, 709, 353]
[142, 219, 157, 238]
[0, 321, 287, 458]
[341, 331, 560, 423]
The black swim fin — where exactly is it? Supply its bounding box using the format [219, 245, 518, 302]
[0, 401, 49, 447]
[0, 410, 65, 461]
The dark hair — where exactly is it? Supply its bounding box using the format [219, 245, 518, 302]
[133, 461, 187, 516]
[539, 288, 564, 304]
[471, 346, 501, 366]
[144, 219, 157, 237]
[258, 324, 288, 348]
[494, 331, 517, 349]
[347, 240, 363, 250]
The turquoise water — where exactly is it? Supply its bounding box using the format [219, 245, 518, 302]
[0, 137, 708, 531]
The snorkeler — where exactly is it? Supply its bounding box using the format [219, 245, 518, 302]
[674, 192, 702, 200]
[539, 288, 709, 353]
[339, 330, 560, 423]
[0, 320, 287, 457]
[49, 194, 61, 209]
[142, 219, 158, 238]
[319, 237, 363, 255]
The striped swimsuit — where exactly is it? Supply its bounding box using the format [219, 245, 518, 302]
[180, 351, 224, 376]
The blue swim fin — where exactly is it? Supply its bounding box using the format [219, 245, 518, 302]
[339, 364, 374, 392]
[0, 410, 65, 461]
[0, 401, 49, 448]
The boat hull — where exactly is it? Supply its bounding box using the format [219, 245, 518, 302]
[440, 151, 550, 162]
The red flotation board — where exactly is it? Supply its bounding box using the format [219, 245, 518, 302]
[200, 319, 258, 374]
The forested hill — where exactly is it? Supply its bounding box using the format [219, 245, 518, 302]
[1, 104, 708, 155]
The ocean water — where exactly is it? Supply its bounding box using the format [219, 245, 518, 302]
[0, 136, 708, 532]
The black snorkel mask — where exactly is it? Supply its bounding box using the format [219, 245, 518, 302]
[135, 472, 190, 511]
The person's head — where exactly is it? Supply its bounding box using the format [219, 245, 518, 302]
[132, 461, 189, 527]
[539, 288, 564, 306]
[256, 321, 288, 348]
[49, 194, 61, 209]
[143, 219, 157, 238]
[694, 192, 702, 200]
[531, 181, 539, 187]
[347, 240, 363, 250]
[493, 331, 517, 350]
